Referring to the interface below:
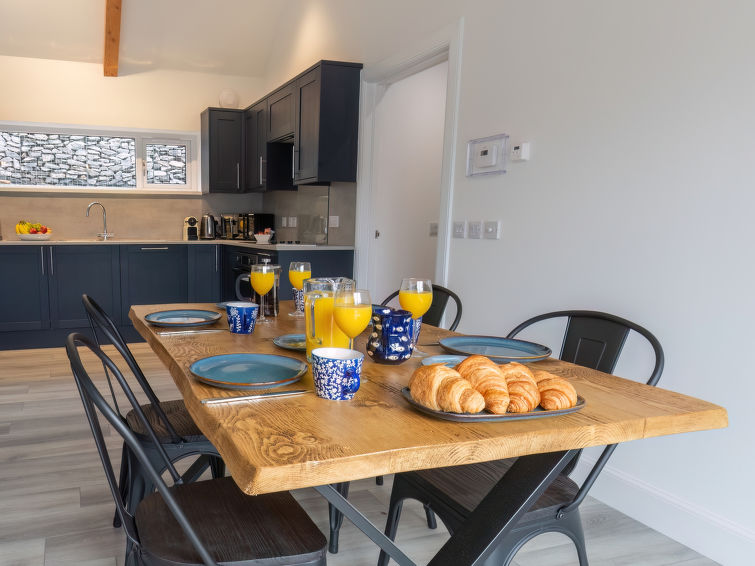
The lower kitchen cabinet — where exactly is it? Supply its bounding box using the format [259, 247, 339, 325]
[188, 245, 221, 302]
[0, 246, 50, 332]
[49, 245, 121, 328]
[120, 244, 189, 323]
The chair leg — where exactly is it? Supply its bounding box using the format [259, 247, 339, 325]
[376, 475, 384, 485]
[328, 482, 351, 554]
[113, 443, 129, 528]
[209, 455, 225, 478]
[423, 504, 437, 529]
[377, 498, 404, 566]
[561, 510, 589, 566]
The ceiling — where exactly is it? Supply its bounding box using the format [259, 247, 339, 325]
[0, 0, 292, 77]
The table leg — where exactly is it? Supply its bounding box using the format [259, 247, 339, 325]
[428, 449, 579, 566]
[314, 484, 417, 566]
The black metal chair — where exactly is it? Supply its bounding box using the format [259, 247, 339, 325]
[380, 284, 463, 331]
[67, 333, 327, 566]
[82, 294, 224, 527]
[326, 284, 464, 554]
[378, 310, 665, 566]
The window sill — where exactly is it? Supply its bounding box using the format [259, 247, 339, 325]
[0, 185, 204, 197]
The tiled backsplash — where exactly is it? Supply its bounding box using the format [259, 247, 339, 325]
[0, 183, 357, 244]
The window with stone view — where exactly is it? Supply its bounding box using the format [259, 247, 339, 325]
[0, 131, 136, 187]
[145, 143, 187, 184]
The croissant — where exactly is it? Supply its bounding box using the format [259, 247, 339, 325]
[499, 362, 540, 413]
[409, 364, 485, 413]
[532, 369, 578, 410]
[455, 355, 510, 414]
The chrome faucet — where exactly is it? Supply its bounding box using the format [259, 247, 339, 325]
[86, 201, 113, 240]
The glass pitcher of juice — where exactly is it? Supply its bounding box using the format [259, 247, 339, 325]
[304, 277, 355, 360]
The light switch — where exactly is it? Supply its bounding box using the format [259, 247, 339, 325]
[511, 142, 531, 161]
[329, 215, 339, 228]
[281, 217, 287, 228]
[452, 221, 466, 238]
[483, 220, 502, 239]
[468, 220, 482, 239]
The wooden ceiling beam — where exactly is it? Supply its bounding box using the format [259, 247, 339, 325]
[103, 0, 122, 77]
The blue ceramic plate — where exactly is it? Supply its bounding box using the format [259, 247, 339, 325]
[421, 355, 467, 368]
[402, 387, 585, 422]
[273, 334, 307, 352]
[189, 353, 307, 390]
[145, 309, 222, 328]
[439, 336, 551, 363]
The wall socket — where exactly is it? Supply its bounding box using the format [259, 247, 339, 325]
[329, 215, 339, 228]
[467, 220, 483, 239]
[288, 216, 297, 228]
[483, 220, 502, 239]
[452, 221, 466, 238]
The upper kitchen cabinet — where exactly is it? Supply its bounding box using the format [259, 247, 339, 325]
[267, 84, 295, 141]
[293, 61, 362, 185]
[201, 108, 244, 193]
[245, 100, 266, 192]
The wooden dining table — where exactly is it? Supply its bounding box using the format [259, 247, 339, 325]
[130, 301, 727, 566]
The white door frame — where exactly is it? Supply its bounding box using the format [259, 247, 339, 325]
[354, 18, 464, 291]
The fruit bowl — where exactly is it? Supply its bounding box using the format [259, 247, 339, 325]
[18, 233, 52, 241]
[254, 233, 273, 244]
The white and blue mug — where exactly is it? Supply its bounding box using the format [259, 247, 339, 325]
[225, 301, 259, 334]
[311, 348, 363, 400]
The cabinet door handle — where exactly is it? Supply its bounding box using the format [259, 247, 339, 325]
[291, 145, 295, 179]
[40, 247, 45, 275]
[140, 247, 169, 251]
[49, 248, 54, 276]
[215, 246, 219, 272]
[259, 155, 263, 185]
[236, 163, 240, 189]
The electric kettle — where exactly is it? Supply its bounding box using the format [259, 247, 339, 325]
[200, 214, 216, 239]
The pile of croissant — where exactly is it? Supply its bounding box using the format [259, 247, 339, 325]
[409, 355, 578, 414]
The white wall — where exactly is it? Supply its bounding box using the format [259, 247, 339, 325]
[265, 1, 755, 563]
[0, 55, 265, 130]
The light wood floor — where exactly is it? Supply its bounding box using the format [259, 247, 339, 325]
[0, 343, 718, 566]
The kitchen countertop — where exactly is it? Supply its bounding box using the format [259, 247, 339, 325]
[0, 239, 354, 251]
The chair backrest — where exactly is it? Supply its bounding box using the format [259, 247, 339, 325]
[507, 310, 664, 515]
[82, 294, 182, 443]
[66, 332, 217, 566]
[381, 284, 463, 331]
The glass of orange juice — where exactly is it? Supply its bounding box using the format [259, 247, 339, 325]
[250, 264, 279, 323]
[333, 289, 372, 350]
[304, 278, 354, 360]
[399, 278, 433, 354]
[288, 261, 311, 318]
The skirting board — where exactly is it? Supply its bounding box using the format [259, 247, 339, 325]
[573, 456, 755, 565]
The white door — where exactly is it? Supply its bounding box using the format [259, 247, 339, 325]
[369, 60, 449, 303]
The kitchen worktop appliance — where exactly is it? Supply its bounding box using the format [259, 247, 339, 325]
[200, 214, 217, 239]
[183, 216, 199, 241]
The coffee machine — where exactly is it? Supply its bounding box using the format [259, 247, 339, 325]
[183, 216, 199, 240]
[220, 214, 239, 239]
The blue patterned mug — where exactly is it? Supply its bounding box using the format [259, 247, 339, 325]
[311, 348, 363, 400]
[225, 302, 259, 334]
[366, 306, 414, 364]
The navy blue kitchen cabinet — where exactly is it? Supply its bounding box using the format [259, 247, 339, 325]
[0, 246, 50, 332]
[48, 245, 121, 328]
[201, 108, 244, 193]
[120, 244, 188, 323]
[188, 244, 221, 303]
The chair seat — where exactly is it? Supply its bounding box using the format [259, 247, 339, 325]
[409, 458, 580, 524]
[136, 476, 327, 565]
[126, 399, 206, 442]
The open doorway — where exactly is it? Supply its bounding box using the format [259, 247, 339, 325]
[354, 20, 463, 304]
[369, 60, 448, 301]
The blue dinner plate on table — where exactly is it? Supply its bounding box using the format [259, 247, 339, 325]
[273, 334, 307, 352]
[421, 355, 467, 368]
[439, 336, 551, 363]
[189, 353, 307, 390]
[145, 309, 222, 327]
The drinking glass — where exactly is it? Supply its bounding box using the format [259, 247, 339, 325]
[398, 278, 433, 354]
[249, 264, 278, 323]
[303, 278, 354, 360]
[333, 289, 372, 350]
[288, 261, 311, 318]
